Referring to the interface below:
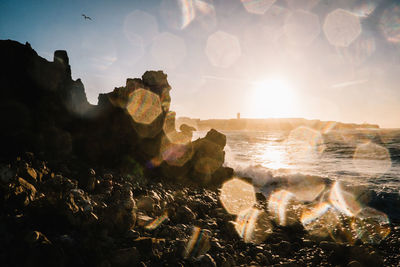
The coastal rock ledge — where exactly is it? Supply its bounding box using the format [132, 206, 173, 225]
[0, 40, 232, 187]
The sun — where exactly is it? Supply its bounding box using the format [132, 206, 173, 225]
[249, 78, 296, 118]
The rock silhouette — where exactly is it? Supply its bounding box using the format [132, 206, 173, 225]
[0, 40, 231, 187]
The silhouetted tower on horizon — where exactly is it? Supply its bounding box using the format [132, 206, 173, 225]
[237, 112, 240, 119]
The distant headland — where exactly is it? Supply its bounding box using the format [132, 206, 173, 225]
[176, 117, 380, 132]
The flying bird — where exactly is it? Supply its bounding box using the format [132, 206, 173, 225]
[82, 14, 92, 20]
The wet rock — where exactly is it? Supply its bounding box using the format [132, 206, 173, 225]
[347, 260, 363, 267]
[0, 164, 16, 183]
[111, 247, 140, 267]
[198, 254, 217, 267]
[137, 196, 155, 212]
[176, 205, 196, 223]
[204, 129, 226, 148]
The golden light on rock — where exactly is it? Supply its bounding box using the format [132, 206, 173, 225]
[329, 181, 362, 217]
[287, 175, 326, 202]
[301, 202, 340, 239]
[234, 208, 273, 244]
[351, 207, 391, 244]
[183, 227, 211, 259]
[160, 136, 193, 167]
[126, 88, 162, 125]
[268, 189, 302, 226]
[219, 178, 256, 215]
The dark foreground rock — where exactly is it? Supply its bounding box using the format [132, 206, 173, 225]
[0, 154, 399, 266]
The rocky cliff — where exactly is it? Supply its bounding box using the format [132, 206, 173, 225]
[0, 40, 232, 187]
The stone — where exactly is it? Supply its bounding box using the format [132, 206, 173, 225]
[111, 247, 140, 267]
[204, 129, 226, 148]
[198, 254, 217, 267]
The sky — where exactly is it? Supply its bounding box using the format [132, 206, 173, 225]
[1, 0, 400, 128]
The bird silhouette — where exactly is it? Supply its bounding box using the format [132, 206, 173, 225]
[82, 14, 92, 20]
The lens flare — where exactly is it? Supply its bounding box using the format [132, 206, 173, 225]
[301, 202, 340, 239]
[145, 211, 169, 230]
[352, 0, 377, 18]
[380, 4, 400, 43]
[151, 32, 187, 69]
[160, 136, 194, 167]
[329, 181, 362, 217]
[183, 227, 211, 259]
[324, 9, 361, 47]
[234, 208, 273, 244]
[241, 0, 276, 15]
[220, 178, 256, 215]
[337, 33, 376, 66]
[123, 10, 158, 45]
[284, 10, 321, 46]
[285, 0, 319, 11]
[353, 142, 392, 176]
[205, 31, 241, 68]
[268, 190, 301, 226]
[286, 126, 326, 160]
[163, 112, 192, 145]
[351, 207, 391, 244]
[126, 88, 162, 125]
[160, 0, 195, 30]
[287, 175, 326, 202]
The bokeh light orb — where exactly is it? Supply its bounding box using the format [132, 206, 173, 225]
[380, 3, 400, 43]
[329, 181, 362, 217]
[353, 142, 392, 176]
[234, 208, 273, 244]
[351, 207, 391, 244]
[151, 32, 187, 69]
[123, 10, 159, 45]
[241, 0, 276, 15]
[337, 33, 376, 66]
[205, 31, 241, 68]
[324, 9, 361, 47]
[183, 227, 211, 259]
[126, 89, 162, 125]
[352, 0, 378, 18]
[286, 126, 326, 160]
[287, 175, 326, 202]
[285, 0, 319, 11]
[160, 136, 193, 167]
[159, 0, 195, 30]
[284, 10, 320, 46]
[220, 178, 256, 215]
[268, 190, 302, 226]
[301, 202, 341, 239]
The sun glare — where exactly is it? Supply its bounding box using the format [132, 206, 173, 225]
[249, 78, 295, 118]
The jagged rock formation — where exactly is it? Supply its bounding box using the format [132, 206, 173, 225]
[0, 40, 232, 187]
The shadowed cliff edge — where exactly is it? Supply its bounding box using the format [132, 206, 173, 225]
[0, 40, 233, 188]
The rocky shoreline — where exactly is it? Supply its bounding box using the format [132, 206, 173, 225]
[1, 153, 400, 266]
[0, 40, 399, 266]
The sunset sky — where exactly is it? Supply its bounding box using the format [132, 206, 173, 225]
[1, 0, 400, 128]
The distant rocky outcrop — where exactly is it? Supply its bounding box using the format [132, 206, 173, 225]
[176, 117, 380, 132]
[0, 40, 232, 187]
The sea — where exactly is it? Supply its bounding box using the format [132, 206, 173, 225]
[193, 128, 400, 221]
